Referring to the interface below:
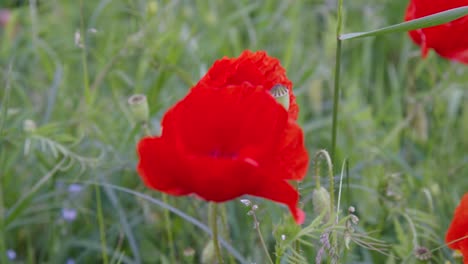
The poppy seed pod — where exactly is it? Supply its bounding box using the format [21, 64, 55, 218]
[313, 186, 331, 221]
[270, 84, 290, 110]
[128, 94, 149, 123]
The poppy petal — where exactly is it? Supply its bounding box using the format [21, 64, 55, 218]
[251, 179, 305, 224]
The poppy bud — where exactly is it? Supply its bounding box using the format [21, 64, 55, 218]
[312, 186, 331, 222]
[201, 240, 215, 264]
[128, 94, 149, 124]
[270, 84, 290, 110]
[23, 119, 36, 133]
[147, 1, 158, 16]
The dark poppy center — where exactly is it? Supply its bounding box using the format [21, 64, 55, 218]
[209, 149, 238, 159]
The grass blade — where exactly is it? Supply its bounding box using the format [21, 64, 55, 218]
[340, 6, 468, 40]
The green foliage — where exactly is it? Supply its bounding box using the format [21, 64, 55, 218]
[0, 0, 467, 263]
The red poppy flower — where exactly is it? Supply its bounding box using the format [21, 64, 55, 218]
[405, 0, 468, 64]
[446, 193, 468, 263]
[198, 50, 299, 120]
[137, 83, 309, 224]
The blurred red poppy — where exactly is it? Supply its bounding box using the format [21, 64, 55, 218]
[405, 0, 468, 64]
[137, 51, 309, 224]
[446, 193, 468, 263]
[198, 50, 299, 120]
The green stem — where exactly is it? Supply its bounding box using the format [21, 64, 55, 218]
[293, 181, 301, 262]
[162, 194, 176, 263]
[209, 203, 224, 263]
[79, 0, 91, 106]
[95, 185, 109, 264]
[0, 177, 8, 264]
[252, 213, 273, 264]
[219, 205, 236, 264]
[331, 0, 344, 173]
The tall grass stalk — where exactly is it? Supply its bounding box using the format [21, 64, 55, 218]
[331, 0, 344, 170]
[79, 2, 107, 261]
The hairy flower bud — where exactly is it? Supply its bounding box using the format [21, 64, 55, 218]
[313, 186, 331, 221]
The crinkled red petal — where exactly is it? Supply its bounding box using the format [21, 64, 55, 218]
[198, 50, 299, 119]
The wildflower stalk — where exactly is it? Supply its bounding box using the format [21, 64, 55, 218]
[219, 205, 236, 264]
[78, 3, 107, 262]
[79, 0, 92, 106]
[0, 65, 11, 264]
[293, 181, 301, 262]
[209, 203, 224, 263]
[251, 212, 274, 264]
[331, 0, 344, 171]
[95, 184, 109, 264]
[162, 194, 176, 263]
[0, 183, 8, 264]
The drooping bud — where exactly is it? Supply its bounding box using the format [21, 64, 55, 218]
[270, 84, 290, 110]
[128, 94, 149, 123]
[312, 186, 331, 222]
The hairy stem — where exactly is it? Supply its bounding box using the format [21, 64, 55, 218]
[209, 203, 224, 263]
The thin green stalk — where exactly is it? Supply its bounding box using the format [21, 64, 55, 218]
[331, 0, 344, 172]
[0, 176, 8, 264]
[209, 203, 224, 263]
[80, 0, 92, 106]
[162, 194, 176, 263]
[95, 185, 109, 264]
[79, 2, 105, 261]
[293, 181, 301, 263]
[330, 1, 344, 261]
[219, 205, 236, 264]
[252, 213, 274, 264]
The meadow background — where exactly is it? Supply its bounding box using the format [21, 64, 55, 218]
[0, 0, 467, 263]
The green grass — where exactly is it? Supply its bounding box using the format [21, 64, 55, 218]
[0, 0, 467, 263]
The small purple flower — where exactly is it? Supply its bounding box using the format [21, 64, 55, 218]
[68, 184, 83, 194]
[6, 249, 16, 260]
[61, 208, 78, 222]
[66, 258, 76, 264]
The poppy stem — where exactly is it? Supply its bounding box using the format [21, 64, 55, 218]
[209, 203, 224, 263]
[162, 194, 177, 263]
[219, 205, 237, 264]
[331, 0, 344, 181]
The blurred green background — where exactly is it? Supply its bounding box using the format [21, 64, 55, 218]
[0, 0, 467, 263]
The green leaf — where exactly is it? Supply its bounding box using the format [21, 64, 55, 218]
[340, 6, 468, 40]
